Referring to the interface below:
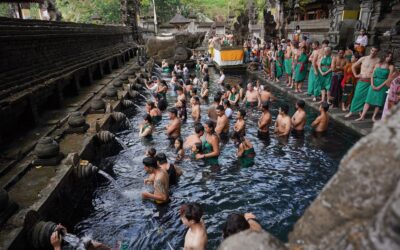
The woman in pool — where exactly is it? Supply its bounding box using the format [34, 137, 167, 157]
[174, 138, 185, 161]
[146, 101, 162, 123]
[195, 120, 220, 165]
[139, 114, 154, 139]
[232, 132, 256, 167]
[229, 85, 240, 106]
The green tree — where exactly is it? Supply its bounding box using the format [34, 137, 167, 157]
[56, 0, 120, 24]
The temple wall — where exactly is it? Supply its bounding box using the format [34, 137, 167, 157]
[0, 17, 137, 145]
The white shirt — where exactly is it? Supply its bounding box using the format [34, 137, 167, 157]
[225, 108, 233, 118]
[218, 74, 225, 84]
[356, 35, 368, 47]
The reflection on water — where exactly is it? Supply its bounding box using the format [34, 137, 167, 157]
[72, 68, 360, 249]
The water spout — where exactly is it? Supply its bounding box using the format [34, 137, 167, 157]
[115, 137, 128, 150]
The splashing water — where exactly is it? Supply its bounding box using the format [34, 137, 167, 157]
[97, 170, 118, 187]
[114, 137, 128, 150]
[63, 233, 90, 250]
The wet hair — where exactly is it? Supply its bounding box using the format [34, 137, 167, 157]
[322, 40, 330, 45]
[185, 79, 192, 85]
[312, 41, 320, 46]
[147, 148, 156, 158]
[191, 88, 198, 95]
[214, 95, 222, 103]
[176, 86, 183, 92]
[175, 138, 183, 151]
[372, 45, 380, 50]
[280, 104, 289, 114]
[297, 100, 306, 109]
[194, 123, 204, 134]
[238, 109, 246, 118]
[223, 99, 230, 107]
[194, 96, 200, 103]
[147, 101, 155, 109]
[193, 142, 202, 152]
[205, 120, 216, 132]
[155, 153, 168, 164]
[216, 105, 225, 111]
[321, 102, 329, 112]
[168, 107, 178, 116]
[384, 51, 393, 64]
[262, 101, 269, 110]
[180, 203, 203, 223]
[143, 157, 157, 168]
[222, 213, 250, 239]
[144, 114, 153, 124]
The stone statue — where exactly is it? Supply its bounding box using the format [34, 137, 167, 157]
[233, 12, 250, 46]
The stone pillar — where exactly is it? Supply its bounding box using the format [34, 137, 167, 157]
[328, 0, 345, 47]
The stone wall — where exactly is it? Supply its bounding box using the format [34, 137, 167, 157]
[0, 17, 137, 145]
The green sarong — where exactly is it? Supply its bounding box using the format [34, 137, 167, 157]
[239, 148, 255, 168]
[284, 58, 293, 75]
[365, 67, 389, 107]
[317, 56, 332, 91]
[201, 136, 218, 165]
[308, 67, 317, 95]
[350, 80, 371, 113]
[294, 53, 308, 82]
[275, 51, 284, 79]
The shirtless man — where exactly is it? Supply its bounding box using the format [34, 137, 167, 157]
[184, 123, 203, 149]
[242, 83, 261, 108]
[200, 82, 209, 99]
[234, 109, 246, 136]
[166, 108, 181, 140]
[274, 104, 291, 137]
[330, 48, 347, 107]
[208, 95, 220, 122]
[142, 157, 169, 204]
[345, 46, 380, 117]
[291, 100, 307, 133]
[312, 40, 330, 101]
[258, 101, 272, 138]
[180, 203, 207, 250]
[312, 102, 329, 132]
[191, 96, 201, 122]
[215, 105, 229, 138]
[259, 86, 275, 103]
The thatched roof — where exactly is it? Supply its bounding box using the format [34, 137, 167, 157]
[169, 13, 191, 24]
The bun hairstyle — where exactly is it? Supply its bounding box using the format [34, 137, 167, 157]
[179, 203, 203, 223]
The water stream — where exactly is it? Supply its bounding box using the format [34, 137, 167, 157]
[71, 68, 360, 249]
[114, 137, 128, 150]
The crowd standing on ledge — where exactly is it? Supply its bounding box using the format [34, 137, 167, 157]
[243, 30, 399, 122]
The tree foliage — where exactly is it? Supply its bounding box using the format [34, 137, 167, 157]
[56, 0, 121, 24]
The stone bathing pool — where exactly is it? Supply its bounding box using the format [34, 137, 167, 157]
[69, 68, 360, 249]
